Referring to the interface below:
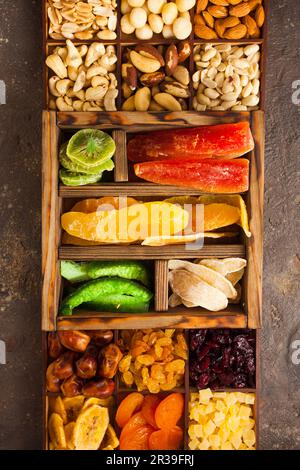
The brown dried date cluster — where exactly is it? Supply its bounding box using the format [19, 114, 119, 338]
[47, 330, 123, 398]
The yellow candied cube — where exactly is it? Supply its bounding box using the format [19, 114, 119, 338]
[243, 429, 256, 448]
[215, 399, 226, 412]
[204, 419, 216, 436]
[212, 392, 226, 400]
[188, 439, 199, 450]
[190, 392, 198, 402]
[213, 411, 226, 427]
[244, 393, 255, 405]
[239, 443, 248, 450]
[225, 393, 238, 407]
[229, 403, 240, 416]
[205, 402, 215, 415]
[199, 439, 210, 450]
[218, 425, 230, 443]
[239, 404, 251, 419]
[199, 388, 213, 404]
[230, 432, 242, 450]
[189, 424, 203, 439]
[221, 441, 233, 450]
[241, 417, 255, 430]
[208, 434, 221, 448]
[227, 416, 240, 432]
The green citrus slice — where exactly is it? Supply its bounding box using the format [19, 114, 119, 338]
[59, 169, 103, 187]
[67, 129, 116, 168]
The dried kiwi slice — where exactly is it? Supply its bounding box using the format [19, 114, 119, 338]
[67, 129, 115, 168]
[60, 143, 114, 175]
[59, 169, 103, 187]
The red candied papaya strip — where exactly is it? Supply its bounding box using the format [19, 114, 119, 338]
[134, 158, 249, 194]
[128, 122, 254, 162]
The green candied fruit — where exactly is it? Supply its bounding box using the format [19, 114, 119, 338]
[60, 142, 114, 175]
[59, 169, 103, 186]
[67, 129, 116, 168]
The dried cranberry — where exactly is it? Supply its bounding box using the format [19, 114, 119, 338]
[233, 373, 247, 388]
[219, 370, 235, 386]
[233, 335, 253, 356]
[197, 344, 211, 361]
[197, 372, 210, 389]
[220, 346, 231, 370]
[246, 355, 255, 375]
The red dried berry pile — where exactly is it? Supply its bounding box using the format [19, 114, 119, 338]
[189, 329, 256, 390]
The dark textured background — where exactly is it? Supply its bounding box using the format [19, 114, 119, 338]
[0, 0, 299, 450]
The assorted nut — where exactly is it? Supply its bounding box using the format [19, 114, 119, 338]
[46, 41, 118, 111]
[192, 43, 261, 111]
[121, 42, 192, 111]
[47, 0, 117, 41]
[195, 0, 265, 40]
[121, 0, 195, 40]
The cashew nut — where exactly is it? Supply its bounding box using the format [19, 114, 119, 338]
[66, 39, 82, 69]
[49, 76, 61, 97]
[56, 79, 74, 96]
[56, 97, 73, 111]
[46, 54, 67, 79]
[73, 70, 86, 93]
[85, 42, 106, 68]
[86, 85, 108, 101]
[104, 89, 118, 111]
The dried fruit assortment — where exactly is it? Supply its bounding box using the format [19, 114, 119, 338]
[195, 0, 265, 40]
[122, 42, 192, 111]
[189, 389, 256, 450]
[47, 0, 117, 41]
[48, 395, 118, 450]
[121, 0, 195, 40]
[117, 329, 188, 392]
[59, 129, 115, 186]
[60, 260, 153, 314]
[189, 329, 256, 389]
[46, 41, 118, 111]
[46, 330, 122, 397]
[117, 393, 184, 450]
[193, 44, 261, 111]
[169, 258, 246, 311]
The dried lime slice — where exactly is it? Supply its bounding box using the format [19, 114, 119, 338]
[59, 169, 103, 186]
[60, 143, 114, 175]
[67, 129, 115, 168]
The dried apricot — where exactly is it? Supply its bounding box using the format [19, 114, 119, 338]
[149, 426, 183, 450]
[120, 412, 147, 437]
[141, 396, 160, 429]
[155, 393, 184, 429]
[120, 425, 154, 450]
[116, 393, 144, 428]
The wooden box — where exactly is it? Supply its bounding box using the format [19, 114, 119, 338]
[43, 329, 260, 450]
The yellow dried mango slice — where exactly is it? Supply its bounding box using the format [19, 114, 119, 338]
[73, 405, 109, 450]
[71, 197, 140, 213]
[198, 195, 251, 237]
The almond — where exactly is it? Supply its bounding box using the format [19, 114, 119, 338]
[195, 14, 206, 25]
[203, 11, 215, 28]
[243, 15, 260, 38]
[227, 0, 243, 4]
[196, 0, 208, 13]
[207, 5, 228, 18]
[221, 16, 240, 28]
[255, 5, 265, 28]
[223, 23, 247, 39]
[215, 19, 226, 37]
[209, 0, 229, 5]
[248, 0, 262, 12]
[229, 3, 251, 17]
[195, 24, 218, 39]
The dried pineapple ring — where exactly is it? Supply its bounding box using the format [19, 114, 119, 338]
[73, 405, 109, 450]
[49, 413, 67, 449]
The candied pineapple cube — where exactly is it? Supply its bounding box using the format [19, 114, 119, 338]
[244, 393, 255, 405]
[188, 439, 199, 450]
[199, 439, 210, 450]
[243, 429, 256, 448]
[230, 432, 242, 450]
[205, 402, 215, 415]
[188, 424, 203, 439]
[215, 400, 226, 412]
[241, 417, 255, 430]
[208, 434, 221, 448]
[213, 392, 226, 400]
[199, 388, 213, 404]
[239, 404, 251, 419]
[213, 411, 225, 427]
[227, 416, 241, 432]
[221, 441, 233, 450]
[190, 393, 198, 402]
[225, 393, 238, 407]
[204, 419, 216, 436]
[219, 426, 230, 444]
